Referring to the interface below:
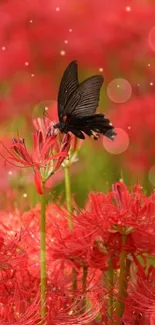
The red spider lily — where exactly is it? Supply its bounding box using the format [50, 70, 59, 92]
[33, 115, 83, 190]
[1, 121, 70, 194]
[47, 196, 120, 271]
[0, 211, 102, 325]
[48, 182, 155, 273]
[0, 226, 41, 324]
[48, 212, 113, 270]
[122, 266, 155, 325]
[84, 183, 155, 255]
[2, 181, 155, 324]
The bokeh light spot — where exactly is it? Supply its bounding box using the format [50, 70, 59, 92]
[126, 6, 131, 12]
[64, 40, 68, 44]
[148, 26, 155, 52]
[107, 78, 132, 103]
[103, 128, 129, 155]
[60, 50, 66, 56]
[99, 68, 103, 72]
[149, 165, 155, 186]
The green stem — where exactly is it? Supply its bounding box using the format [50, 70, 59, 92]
[108, 256, 114, 319]
[72, 267, 77, 291]
[115, 234, 128, 324]
[40, 181, 46, 319]
[82, 266, 88, 292]
[64, 164, 73, 230]
[82, 266, 88, 311]
[64, 164, 77, 292]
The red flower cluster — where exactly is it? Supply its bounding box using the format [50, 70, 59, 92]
[0, 182, 155, 323]
[48, 182, 155, 323]
[50, 182, 155, 268]
[0, 203, 104, 324]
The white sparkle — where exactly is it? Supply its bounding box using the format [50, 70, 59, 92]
[25, 61, 29, 66]
[69, 28, 72, 32]
[29, 19, 33, 23]
[8, 171, 12, 175]
[45, 106, 48, 111]
[150, 82, 154, 86]
[128, 126, 131, 130]
[31, 73, 34, 77]
[2, 46, 6, 51]
[117, 85, 120, 88]
[148, 63, 151, 67]
[126, 6, 131, 12]
[99, 68, 103, 72]
[23, 193, 27, 198]
[64, 40, 68, 44]
[60, 50, 66, 56]
[56, 7, 60, 11]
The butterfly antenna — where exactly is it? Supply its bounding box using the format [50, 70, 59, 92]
[43, 110, 51, 120]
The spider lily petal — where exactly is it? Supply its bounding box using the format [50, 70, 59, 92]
[40, 135, 56, 159]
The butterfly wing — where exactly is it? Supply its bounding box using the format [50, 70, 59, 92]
[65, 75, 103, 118]
[58, 60, 79, 122]
[80, 114, 117, 140]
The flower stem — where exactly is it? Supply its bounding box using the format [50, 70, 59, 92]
[115, 234, 128, 324]
[64, 163, 77, 292]
[82, 266, 88, 311]
[108, 256, 114, 319]
[40, 181, 46, 319]
[72, 267, 77, 291]
[64, 164, 73, 230]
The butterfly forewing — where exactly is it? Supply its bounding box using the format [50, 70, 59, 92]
[58, 60, 79, 121]
[65, 75, 103, 118]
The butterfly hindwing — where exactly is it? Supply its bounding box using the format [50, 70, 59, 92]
[58, 60, 79, 121]
[81, 114, 116, 139]
[71, 114, 116, 140]
[65, 75, 103, 118]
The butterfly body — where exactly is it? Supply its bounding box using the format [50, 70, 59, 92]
[54, 61, 116, 140]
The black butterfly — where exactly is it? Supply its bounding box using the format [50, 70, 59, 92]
[53, 61, 116, 140]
